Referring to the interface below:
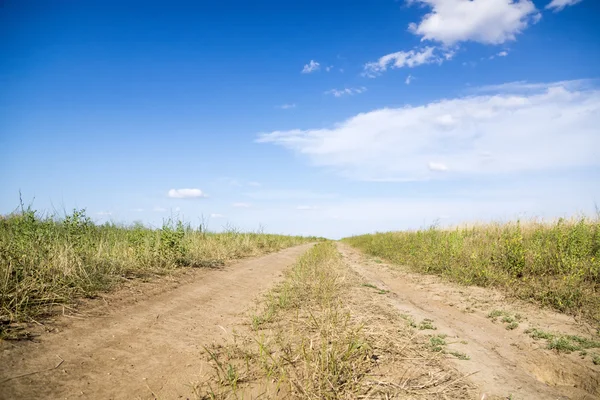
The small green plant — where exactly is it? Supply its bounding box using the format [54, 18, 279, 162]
[506, 322, 519, 330]
[592, 354, 600, 365]
[449, 350, 470, 360]
[361, 283, 389, 294]
[429, 335, 447, 352]
[418, 319, 437, 330]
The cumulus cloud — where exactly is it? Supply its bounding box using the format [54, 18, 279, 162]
[325, 87, 367, 97]
[257, 81, 600, 181]
[301, 60, 320, 73]
[545, 0, 583, 11]
[407, 0, 540, 45]
[167, 188, 207, 199]
[363, 47, 442, 77]
[232, 202, 251, 208]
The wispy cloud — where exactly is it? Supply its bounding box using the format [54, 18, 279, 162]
[301, 60, 320, 74]
[153, 206, 167, 213]
[498, 51, 509, 57]
[407, 0, 540, 45]
[278, 103, 296, 109]
[363, 47, 448, 78]
[243, 189, 337, 200]
[210, 213, 225, 218]
[232, 202, 251, 208]
[325, 65, 334, 72]
[96, 211, 112, 216]
[258, 80, 600, 181]
[132, 208, 144, 212]
[325, 87, 367, 97]
[296, 205, 317, 210]
[545, 0, 583, 12]
[405, 74, 414, 85]
[168, 188, 207, 199]
[247, 181, 261, 187]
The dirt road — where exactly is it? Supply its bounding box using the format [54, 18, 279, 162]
[338, 243, 599, 400]
[0, 244, 313, 400]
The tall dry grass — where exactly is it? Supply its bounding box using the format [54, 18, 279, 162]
[343, 217, 600, 325]
[0, 206, 316, 328]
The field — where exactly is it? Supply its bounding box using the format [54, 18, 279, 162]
[1, 211, 600, 399]
[0, 206, 315, 331]
[343, 218, 600, 326]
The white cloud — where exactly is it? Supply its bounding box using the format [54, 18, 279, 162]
[232, 202, 251, 208]
[405, 74, 414, 85]
[296, 205, 317, 210]
[301, 60, 320, 74]
[363, 47, 443, 77]
[545, 0, 583, 11]
[257, 81, 600, 181]
[407, 0, 540, 45]
[279, 103, 296, 109]
[210, 213, 225, 218]
[325, 87, 367, 97]
[428, 162, 449, 172]
[96, 211, 112, 216]
[325, 65, 334, 72]
[153, 206, 167, 213]
[498, 51, 509, 57]
[168, 188, 207, 199]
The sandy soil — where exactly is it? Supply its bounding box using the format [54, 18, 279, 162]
[0, 244, 313, 400]
[338, 243, 599, 400]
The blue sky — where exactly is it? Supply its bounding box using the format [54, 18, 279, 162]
[1, 0, 599, 238]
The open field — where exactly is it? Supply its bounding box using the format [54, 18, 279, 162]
[0, 206, 317, 335]
[2, 216, 600, 399]
[343, 218, 600, 326]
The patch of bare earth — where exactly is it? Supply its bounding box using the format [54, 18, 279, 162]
[0, 244, 314, 400]
[338, 243, 600, 400]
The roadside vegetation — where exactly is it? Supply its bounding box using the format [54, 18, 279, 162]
[0, 204, 316, 331]
[343, 217, 600, 325]
[196, 242, 476, 399]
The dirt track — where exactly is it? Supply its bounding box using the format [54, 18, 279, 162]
[2, 242, 599, 400]
[0, 244, 313, 400]
[338, 243, 600, 400]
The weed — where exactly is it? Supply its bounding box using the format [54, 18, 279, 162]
[418, 318, 437, 330]
[506, 322, 519, 330]
[449, 350, 470, 360]
[593, 354, 600, 365]
[362, 283, 389, 295]
[429, 335, 447, 352]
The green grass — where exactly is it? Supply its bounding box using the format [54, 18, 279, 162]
[525, 328, 600, 358]
[343, 217, 600, 325]
[0, 205, 318, 329]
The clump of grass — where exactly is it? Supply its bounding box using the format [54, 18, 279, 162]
[449, 350, 470, 360]
[343, 217, 600, 325]
[429, 334, 447, 352]
[361, 283, 389, 294]
[419, 318, 437, 330]
[525, 328, 600, 360]
[0, 203, 317, 332]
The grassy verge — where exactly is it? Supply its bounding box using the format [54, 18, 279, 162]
[342, 217, 600, 325]
[0, 206, 316, 330]
[196, 242, 476, 399]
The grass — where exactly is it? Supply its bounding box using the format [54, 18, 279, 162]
[196, 242, 477, 399]
[0, 204, 317, 331]
[343, 217, 600, 326]
[196, 242, 373, 399]
[486, 310, 522, 330]
[526, 327, 600, 363]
